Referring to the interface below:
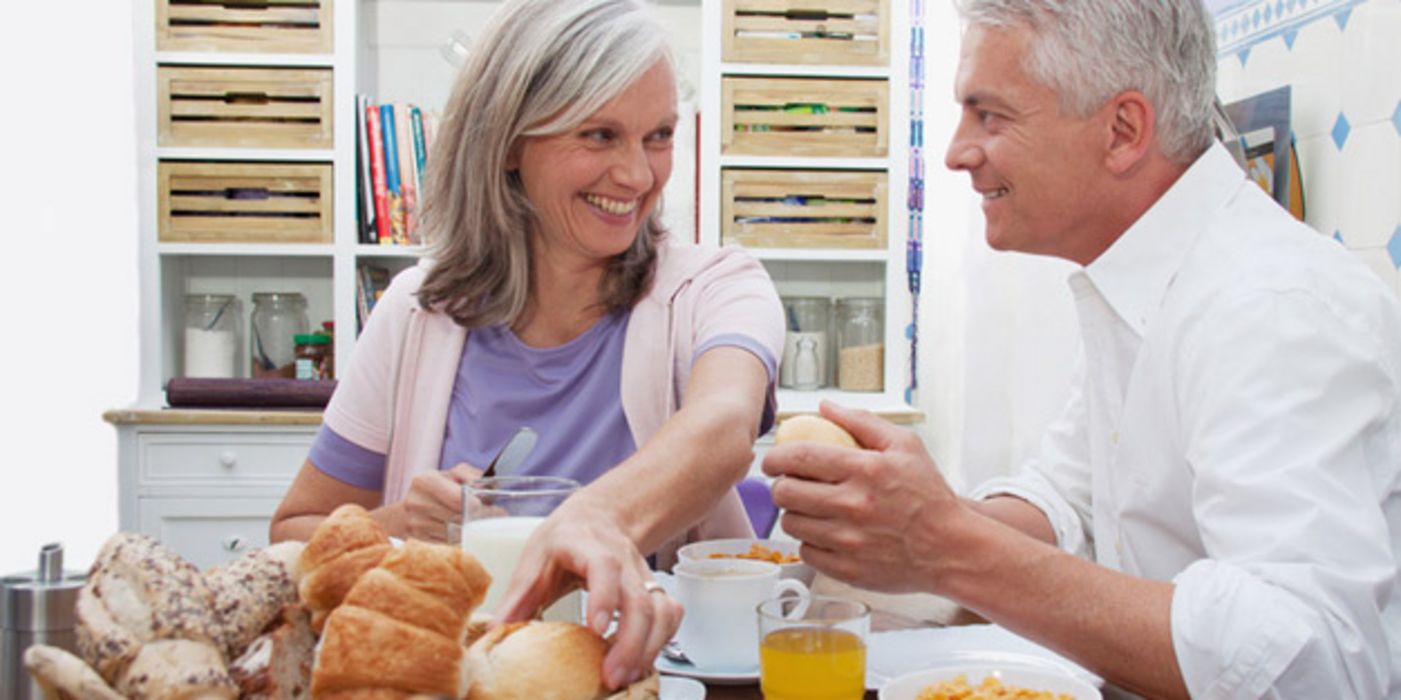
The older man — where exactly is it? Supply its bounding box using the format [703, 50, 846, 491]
[764, 1, 1401, 698]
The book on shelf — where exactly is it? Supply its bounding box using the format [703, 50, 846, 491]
[380, 104, 407, 246]
[355, 94, 377, 244]
[355, 263, 392, 331]
[394, 102, 418, 245]
[364, 102, 391, 245]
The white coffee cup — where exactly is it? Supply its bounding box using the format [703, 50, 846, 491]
[673, 558, 808, 669]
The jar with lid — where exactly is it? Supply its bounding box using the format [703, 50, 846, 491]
[294, 333, 332, 380]
[250, 292, 309, 379]
[835, 297, 883, 392]
[183, 294, 241, 378]
[779, 296, 831, 390]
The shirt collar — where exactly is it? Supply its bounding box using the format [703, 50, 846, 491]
[1080, 141, 1246, 336]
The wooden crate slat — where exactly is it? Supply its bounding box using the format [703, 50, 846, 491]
[726, 180, 882, 199]
[730, 202, 876, 218]
[728, 0, 881, 13]
[723, 77, 887, 157]
[732, 16, 877, 34]
[731, 111, 878, 128]
[164, 6, 322, 26]
[168, 193, 324, 214]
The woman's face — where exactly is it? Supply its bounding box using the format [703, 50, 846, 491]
[512, 58, 677, 268]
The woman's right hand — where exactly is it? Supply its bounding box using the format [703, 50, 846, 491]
[400, 463, 482, 542]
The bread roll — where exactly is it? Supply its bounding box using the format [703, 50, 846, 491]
[773, 414, 859, 449]
[228, 604, 315, 700]
[466, 622, 658, 700]
[23, 644, 125, 700]
[115, 638, 237, 700]
[206, 540, 305, 659]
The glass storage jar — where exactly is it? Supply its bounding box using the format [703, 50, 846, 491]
[294, 333, 332, 380]
[835, 297, 883, 392]
[183, 294, 241, 378]
[250, 292, 309, 379]
[780, 296, 831, 390]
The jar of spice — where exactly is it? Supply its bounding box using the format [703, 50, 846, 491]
[835, 297, 883, 392]
[250, 292, 309, 379]
[294, 333, 332, 380]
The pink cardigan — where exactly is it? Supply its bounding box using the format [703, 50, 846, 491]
[323, 239, 786, 564]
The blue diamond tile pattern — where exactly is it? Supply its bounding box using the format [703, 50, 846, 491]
[1332, 113, 1351, 150]
[1335, 230, 1345, 245]
[1393, 100, 1401, 138]
[1334, 7, 1352, 31]
[1389, 227, 1401, 269]
[1283, 29, 1298, 49]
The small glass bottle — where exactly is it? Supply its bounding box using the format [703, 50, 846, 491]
[249, 292, 309, 379]
[835, 297, 883, 392]
[780, 297, 831, 390]
[183, 294, 241, 378]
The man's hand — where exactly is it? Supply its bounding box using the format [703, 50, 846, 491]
[492, 498, 682, 690]
[762, 401, 968, 594]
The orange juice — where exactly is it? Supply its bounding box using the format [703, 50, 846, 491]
[759, 627, 866, 700]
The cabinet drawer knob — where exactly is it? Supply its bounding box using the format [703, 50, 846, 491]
[223, 535, 248, 553]
[219, 451, 237, 469]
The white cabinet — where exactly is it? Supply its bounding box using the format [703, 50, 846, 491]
[698, 0, 919, 420]
[107, 409, 317, 568]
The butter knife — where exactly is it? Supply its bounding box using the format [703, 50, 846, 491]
[482, 426, 538, 478]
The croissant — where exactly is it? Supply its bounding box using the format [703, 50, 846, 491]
[312, 539, 492, 698]
[298, 504, 393, 631]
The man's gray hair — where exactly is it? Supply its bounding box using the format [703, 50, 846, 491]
[418, 0, 673, 328]
[954, 0, 1217, 163]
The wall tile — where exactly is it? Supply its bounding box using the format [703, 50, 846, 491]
[1295, 133, 1348, 238]
[1283, 14, 1347, 139]
[1340, 2, 1401, 125]
[1338, 123, 1401, 248]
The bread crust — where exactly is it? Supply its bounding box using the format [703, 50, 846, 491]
[773, 414, 859, 449]
[313, 605, 466, 698]
[23, 644, 125, 700]
[207, 541, 305, 659]
[115, 638, 237, 700]
[466, 622, 610, 700]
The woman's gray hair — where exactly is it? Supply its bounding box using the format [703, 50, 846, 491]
[954, 0, 1217, 164]
[418, 0, 673, 328]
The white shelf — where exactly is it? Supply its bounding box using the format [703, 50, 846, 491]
[155, 51, 335, 67]
[157, 243, 335, 257]
[157, 147, 336, 162]
[355, 244, 426, 258]
[721, 62, 890, 79]
[775, 389, 920, 423]
[719, 155, 889, 170]
[745, 248, 889, 262]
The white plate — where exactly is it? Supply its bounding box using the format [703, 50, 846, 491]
[660, 675, 707, 699]
[865, 625, 1103, 690]
[655, 653, 759, 685]
[879, 663, 1101, 700]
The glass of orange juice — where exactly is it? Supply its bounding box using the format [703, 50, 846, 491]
[758, 595, 870, 700]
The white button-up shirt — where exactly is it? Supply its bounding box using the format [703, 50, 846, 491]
[973, 142, 1401, 698]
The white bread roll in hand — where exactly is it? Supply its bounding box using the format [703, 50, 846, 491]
[466, 621, 659, 700]
[773, 414, 859, 448]
[297, 503, 393, 632]
[311, 536, 492, 698]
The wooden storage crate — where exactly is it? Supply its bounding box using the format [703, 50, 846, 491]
[722, 76, 887, 157]
[722, 0, 888, 65]
[158, 67, 333, 149]
[159, 161, 333, 243]
[156, 0, 334, 54]
[721, 169, 886, 249]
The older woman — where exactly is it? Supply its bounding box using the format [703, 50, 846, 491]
[269, 0, 783, 687]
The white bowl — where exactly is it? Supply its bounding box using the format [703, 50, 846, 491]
[676, 538, 815, 585]
[879, 663, 1102, 700]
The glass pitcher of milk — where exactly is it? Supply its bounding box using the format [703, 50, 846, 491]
[459, 476, 582, 622]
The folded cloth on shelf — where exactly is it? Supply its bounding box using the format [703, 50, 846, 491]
[165, 377, 338, 409]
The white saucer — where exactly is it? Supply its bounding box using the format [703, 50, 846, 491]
[660, 675, 707, 699]
[655, 654, 759, 685]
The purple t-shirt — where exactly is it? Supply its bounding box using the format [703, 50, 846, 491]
[308, 308, 776, 490]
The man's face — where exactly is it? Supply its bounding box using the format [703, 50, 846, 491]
[944, 24, 1110, 263]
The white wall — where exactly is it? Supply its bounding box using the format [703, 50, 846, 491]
[0, 0, 140, 573]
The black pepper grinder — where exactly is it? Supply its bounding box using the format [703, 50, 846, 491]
[2, 543, 87, 700]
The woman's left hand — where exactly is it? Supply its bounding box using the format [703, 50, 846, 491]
[493, 499, 682, 690]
